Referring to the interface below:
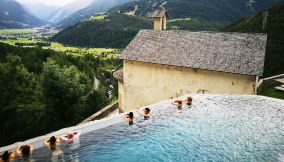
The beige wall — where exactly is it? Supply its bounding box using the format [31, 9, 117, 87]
[153, 17, 167, 30]
[118, 81, 125, 113]
[154, 17, 162, 30]
[119, 60, 257, 112]
[163, 16, 167, 30]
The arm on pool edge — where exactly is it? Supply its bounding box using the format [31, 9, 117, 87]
[56, 137, 61, 145]
[16, 146, 22, 156]
[29, 145, 33, 153]
[123, 115, 130, 121]
[43, 139, 49, 147]
[74, 130, 81, 139]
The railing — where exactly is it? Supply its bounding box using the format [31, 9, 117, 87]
[80, 100, 118, 124]
[262, 73, 284, 81]
[257, 73, 284, 94]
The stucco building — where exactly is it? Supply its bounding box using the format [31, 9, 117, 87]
[114, 11, 267, 112]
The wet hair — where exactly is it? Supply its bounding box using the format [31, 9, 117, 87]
[128, 112, 134, 119]
[49, 136, 56, 145]
[144, 108, 151, 114]
[20, 145, 30, 157]
[1, 151, 9, 161]
[187, 97, 192, 101]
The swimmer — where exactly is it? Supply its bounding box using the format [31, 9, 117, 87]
[16, 144, 33, 159]
[60, 131, 81, 144]
[139, 108, 152, 120]
[44, 136, 63, 157]
[184, 96, 193, 107]
[172, 100, 183, 110]
[0, 151, 15, 162]
[124, 112, 135, 125]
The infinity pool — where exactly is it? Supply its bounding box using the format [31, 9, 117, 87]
[13, 95, 284, 161]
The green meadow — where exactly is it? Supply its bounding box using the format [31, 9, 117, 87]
[0, 28, 117, 57]
[0, 29, 36, 34]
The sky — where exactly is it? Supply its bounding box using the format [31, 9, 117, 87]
[16, 0, 76, 7]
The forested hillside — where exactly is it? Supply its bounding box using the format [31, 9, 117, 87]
[52, 0, 284, 48]
[223, 2, 284, 77]
[51, 14, 152, 48]
[52, 13, 228, 48]
[0, 42, 122, 146]
[110, 0, 284, 21]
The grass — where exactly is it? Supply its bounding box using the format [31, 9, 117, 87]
[0, 38, 37, 45]
[90, 15, 108, 21]
[168, 18, 192, 22]
[49, 42, 115, 54]
[1, 39, 116, 57]
[260, 83, 284, 100]
[167, 17, 227, 31]
[0, 28, 117, 57]
[0, 29, 36, 34]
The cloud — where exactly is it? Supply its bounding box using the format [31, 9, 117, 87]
[16, 0, 76, 7]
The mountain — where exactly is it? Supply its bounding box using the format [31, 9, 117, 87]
[21, 3, 59, 21]
[46, 0, 93, 23]
[51, 13, 152, 48]
[51, 0, 284, 49]
[223, 2, 284, 77]
[110, 0, 284, 21]
[56, 0, 134, 28]
[0, 0, 44, 29]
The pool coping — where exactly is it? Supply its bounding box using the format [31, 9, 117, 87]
[0, 94, 283, 153]
[0, 94, 176, 153]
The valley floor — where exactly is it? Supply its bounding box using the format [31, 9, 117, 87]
[0, 28, 117, 56]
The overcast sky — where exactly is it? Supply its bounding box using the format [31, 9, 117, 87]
[16, 0, 76, 7]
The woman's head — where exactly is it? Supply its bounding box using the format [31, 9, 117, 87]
[49, 136, 56, 145]
[20, 145, 31, 157]
[128, 112, 134, 119]
[187, 97, 192, 101]
[67, 133, 74, 139]
[1, 151, 9, 161]
[144, 108, 151, 114]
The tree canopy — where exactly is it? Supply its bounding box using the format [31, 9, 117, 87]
[0, 42, 122, 146]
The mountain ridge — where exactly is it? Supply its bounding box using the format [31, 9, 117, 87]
[51, 0, 284, 48]
[0, 0, 44, 29]
[21, 3, 59, 21]
[47, 0, 93, 23]
[110, 0, 284, 21]
[56, 0, 134, 28]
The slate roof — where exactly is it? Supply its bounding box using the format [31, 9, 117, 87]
[113, 68, 124, 82]
[119, 30, 267, 76]
[151, 10, 169, 18]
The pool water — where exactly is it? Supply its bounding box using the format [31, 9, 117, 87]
[14, 95, 284, 162]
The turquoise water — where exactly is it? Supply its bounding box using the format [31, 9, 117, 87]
[14, 96, 284, 161]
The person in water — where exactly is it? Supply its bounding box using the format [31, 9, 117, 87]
[139, 108, 152, 120]
[124, 112, 135, 125]
[16, 144, 33, 158]
[0, 151, 15, 162]
[60, 131, 81, 144]
[44, 136, 63, 157]
[172, 100, 183, 110]
[184, 96, 193, 107]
